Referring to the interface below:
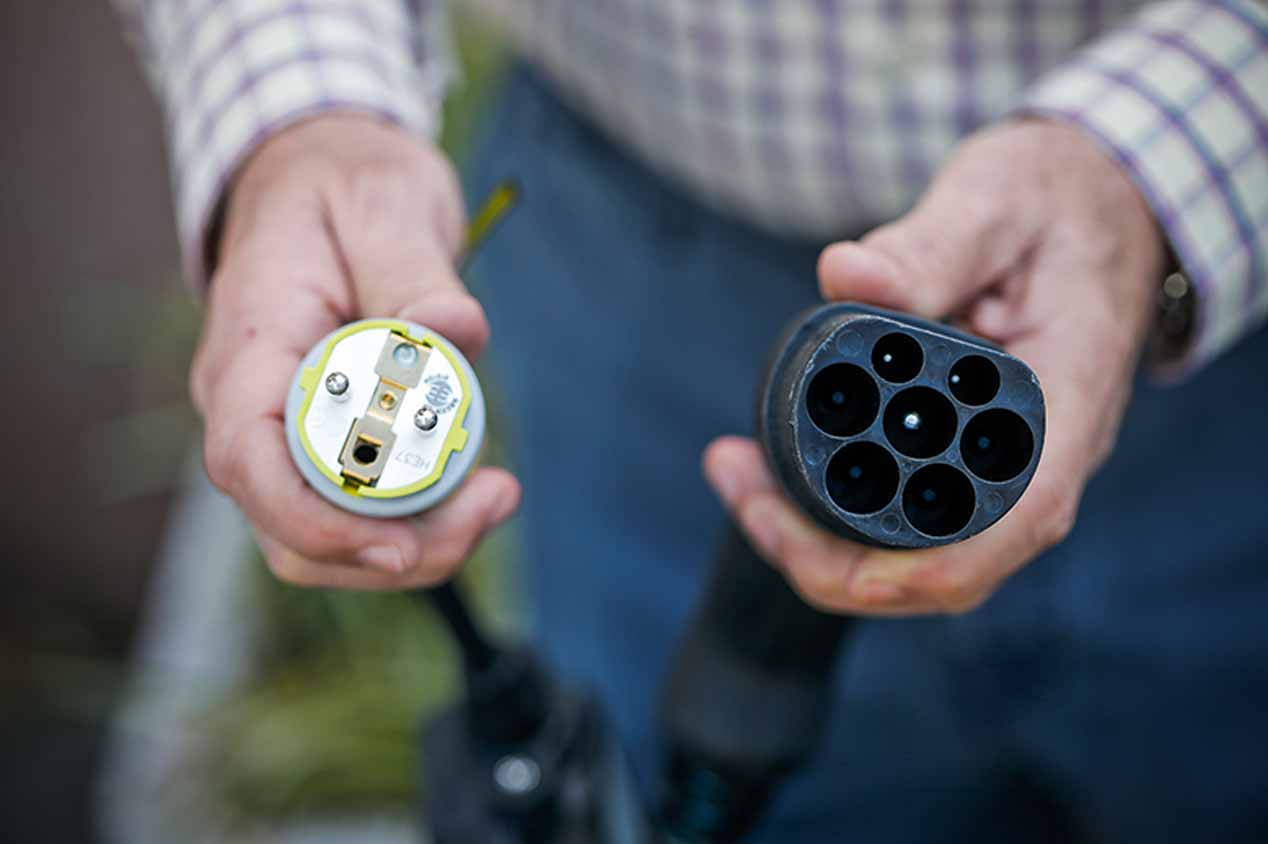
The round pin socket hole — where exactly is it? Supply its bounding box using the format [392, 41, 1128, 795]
[883, 387, 958, 458]
[825, 442, 900, 515]
[948, 355, 1000, 406]
[903, 464, 975, 537]
[871, 332, 923, 383]
[393, 342, 419, 366]
[961, 409, 1034, 482]
[353, 442, 380, 465]
[806, 364, 880, 437]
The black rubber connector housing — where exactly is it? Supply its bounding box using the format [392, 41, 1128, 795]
[758, 303, 1045, 548]
[660, 303, 1046, 843]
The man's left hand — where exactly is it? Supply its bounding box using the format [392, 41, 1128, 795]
[705, 119, 1168, 615]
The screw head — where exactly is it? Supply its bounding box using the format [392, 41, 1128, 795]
[325, 371, 350, 397]
[414, 406, 439, 433]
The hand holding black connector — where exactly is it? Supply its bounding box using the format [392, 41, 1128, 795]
[661, 303, 1045, 843]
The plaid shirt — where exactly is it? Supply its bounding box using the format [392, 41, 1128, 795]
[117, 0, 1268, 373]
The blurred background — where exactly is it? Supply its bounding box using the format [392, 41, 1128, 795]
[0, 3, 510, 841]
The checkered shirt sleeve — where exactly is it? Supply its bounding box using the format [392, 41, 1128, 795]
[112, 0, 453, 288]
[1020, 0, 1268, 374]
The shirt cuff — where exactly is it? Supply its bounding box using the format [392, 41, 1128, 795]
[147, 0, 447, 290]
[1016, 0, 1268, 378]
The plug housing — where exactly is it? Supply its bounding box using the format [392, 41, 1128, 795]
[284, 319, 485, 518]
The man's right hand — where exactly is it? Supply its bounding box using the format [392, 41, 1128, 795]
[192, 112, 521, 590]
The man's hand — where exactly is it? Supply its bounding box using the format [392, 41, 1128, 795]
[193, 113, 520, 589]
[705, 119, 1166, 615]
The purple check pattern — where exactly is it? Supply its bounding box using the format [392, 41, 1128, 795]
[1021, 1, 1268, 372]
[117, 0, 1268, 374]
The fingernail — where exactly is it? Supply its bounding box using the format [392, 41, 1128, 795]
[359, 545, 405, 573]
[708, 464, 740, 507]
[831, 242, 894, 278]
[488, 488, 519, 527]
[742, 500, 782, 557]
[854, 578, 906, 604]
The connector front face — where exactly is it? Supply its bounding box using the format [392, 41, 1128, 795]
[758, 303, 1045, 549]
[284, 319, 486, 518]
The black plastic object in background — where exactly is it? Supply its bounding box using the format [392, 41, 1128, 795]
[418, 582, 657, 844]
[660, 528, 850, 843]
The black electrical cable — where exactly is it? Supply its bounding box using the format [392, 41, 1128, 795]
[415, 581, 497, 672]
[660, 526, 852, 843]
[414, 580, 551, 746]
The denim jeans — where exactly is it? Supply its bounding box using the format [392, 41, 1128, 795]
[467, 68, 1268, 843]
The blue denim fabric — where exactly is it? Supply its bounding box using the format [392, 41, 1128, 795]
[466, 69, 1268, 843]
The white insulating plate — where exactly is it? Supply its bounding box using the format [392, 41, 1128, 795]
[302, 328, 465, 492]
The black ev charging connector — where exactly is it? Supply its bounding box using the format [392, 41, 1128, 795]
[660, 303, 1045, 843]
[761, 302, 1044, 545]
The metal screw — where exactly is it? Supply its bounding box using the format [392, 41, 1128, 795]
[493, 755, 541, 795]
[414, 406, 439, 433]
[325, 371, 350, 401]
[1163, 272, 1189, 299]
